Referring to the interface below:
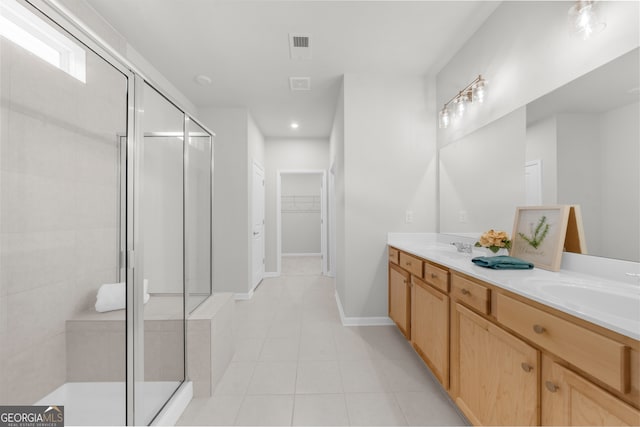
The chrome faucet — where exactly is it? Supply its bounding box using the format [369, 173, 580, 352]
[451, 242, 473, 254]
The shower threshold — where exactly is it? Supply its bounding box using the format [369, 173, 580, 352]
[36, 381, 180, 426]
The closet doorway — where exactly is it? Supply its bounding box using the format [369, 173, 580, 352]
[277, 170, 327, 276]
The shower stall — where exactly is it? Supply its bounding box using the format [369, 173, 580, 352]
[0, 0, 213, 425]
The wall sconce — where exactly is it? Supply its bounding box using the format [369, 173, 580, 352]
[568, 0, 606, 40]
[439, 75, 486, 129]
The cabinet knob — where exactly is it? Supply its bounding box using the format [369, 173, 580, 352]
[521, 362, 533, 373]
[461, 288, 470, 295]
[533, 324, 546, 334]
[406, 261, 412, 266]
[545, 381, 559, 392]
[431, 273, 438, 279]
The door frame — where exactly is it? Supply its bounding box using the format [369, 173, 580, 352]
[276, 169, 327, 275]
[251, 161, 266, 290]
[525, 159, 543, 205]
[327, 161, 336, 278]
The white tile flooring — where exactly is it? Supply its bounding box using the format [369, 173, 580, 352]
[177, 256, 468, 426]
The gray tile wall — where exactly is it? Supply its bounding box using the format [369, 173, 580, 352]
[0, 36, 127, 404]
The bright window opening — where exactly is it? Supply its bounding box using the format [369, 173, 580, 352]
[0, 0, 86, 82]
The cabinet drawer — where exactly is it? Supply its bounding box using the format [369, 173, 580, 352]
[424, 262, 449, 293]
[451, 274, 490, 315]
[388, 247, 399, 265]
[496, 293, 630, 393]
[399, 252, 423, 278]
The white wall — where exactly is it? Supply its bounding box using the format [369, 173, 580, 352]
[600, 102, 639, 261]
[281, 174, 322, 254]
[199, 108, 265, 296]
[264, 138, 329, 272]
[525, 116, 558, 205]
[437, 1, 640, 147]
[556, 113, 602, 255]
[199, 107, 250, 295]
[329, 82, 345, 297]
[339, 74, 436, 318]
[439, 108, 526, 234]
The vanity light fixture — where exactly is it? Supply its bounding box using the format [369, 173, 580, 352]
[438, 75, 486, 129]
[568, 0, 606, 40]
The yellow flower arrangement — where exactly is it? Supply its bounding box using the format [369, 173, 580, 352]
[475, 229, 512, 254]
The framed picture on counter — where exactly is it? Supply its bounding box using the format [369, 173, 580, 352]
[511, 205, 570, 271]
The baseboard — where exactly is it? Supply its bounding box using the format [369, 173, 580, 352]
[233, 288, 254, 300]
[282, 253, 321, 257]
[263, 272, 280, 278]
[151, 381, 192, 426]
[334, 290, 394, 327]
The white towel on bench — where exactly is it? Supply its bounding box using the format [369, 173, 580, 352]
[95, 279, 150, 313]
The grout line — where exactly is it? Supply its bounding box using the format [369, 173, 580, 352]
[391, 391, 411, 426]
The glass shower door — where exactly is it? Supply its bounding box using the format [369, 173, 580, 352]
[132, 82, 185, 425]
[0, 0, 128, 425]
[185, 119, 212, 313]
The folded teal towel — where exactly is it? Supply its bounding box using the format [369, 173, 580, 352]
[471, 255, 534, 270]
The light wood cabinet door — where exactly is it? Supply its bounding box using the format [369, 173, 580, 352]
[411, 276, 449, 388]
[542, 356, 640, 426]
[451, 303, 539, 426]
[389, 263, 410, 338]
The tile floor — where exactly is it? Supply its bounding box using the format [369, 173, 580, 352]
[177, 256, 468, 426]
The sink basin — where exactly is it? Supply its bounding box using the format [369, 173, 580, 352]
[524, 279, 640, 321]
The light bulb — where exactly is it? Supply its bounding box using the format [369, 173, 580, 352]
[569, 0, 605, 40]
[439, 107, 450, 129]
[473, 78, 486, 103]
[455, 95, 466, 118]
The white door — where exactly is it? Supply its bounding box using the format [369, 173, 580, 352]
[525, 160, 543, 205]
[252, 163, 265, 288]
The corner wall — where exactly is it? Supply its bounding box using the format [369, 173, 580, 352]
[339, 74, 437, 318]
[199, 107, 251, 295]
[329, 82, 346, 301]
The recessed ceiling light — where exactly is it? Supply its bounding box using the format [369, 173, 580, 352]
[290, 122, 299, 129]
[195, 74, 212, 85]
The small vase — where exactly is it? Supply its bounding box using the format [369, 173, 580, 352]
[485, 247, 509, 257]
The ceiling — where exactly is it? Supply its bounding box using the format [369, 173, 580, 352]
[527, 47, 640, 125]
[86, 0, 500, 138]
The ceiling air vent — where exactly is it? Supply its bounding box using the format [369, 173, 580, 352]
[290, 77, 311, 91]
[289, 33, 312, 60]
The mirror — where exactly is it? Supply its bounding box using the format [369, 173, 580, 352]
[439, 47, 639, 262]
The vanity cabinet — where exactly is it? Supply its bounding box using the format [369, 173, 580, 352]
[389, 262, 411, 338]
[451, 302, 539, 426]
[495, 293, 629, 394]
[411, 275, 449, 388]
[387, 245, 639, 426]
[541, 355, 640, 426]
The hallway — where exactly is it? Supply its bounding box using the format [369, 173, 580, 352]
[177, 257, 467, 426]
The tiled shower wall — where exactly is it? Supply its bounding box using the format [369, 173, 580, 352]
[0, 36, 127, 403]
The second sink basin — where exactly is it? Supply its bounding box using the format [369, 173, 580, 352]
[524, 279, 640, 321]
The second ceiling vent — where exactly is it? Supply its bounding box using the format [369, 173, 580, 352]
[289, 33, 312, 60]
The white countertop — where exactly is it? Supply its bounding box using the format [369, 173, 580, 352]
[388, 234, 640, 341]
